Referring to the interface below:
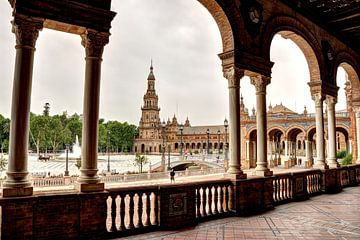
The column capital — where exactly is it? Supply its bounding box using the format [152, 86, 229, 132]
[250, 75, 271, 94]
[81, 29, 110, 58]
[12, 15, 44, 49]
[312, 92, 325, 106]
[223, 67, 244, 88]
[325, 95, 337, 106]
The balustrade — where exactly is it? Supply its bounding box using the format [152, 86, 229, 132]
[106, 186, 159, 234]
[273, 174, 292, 203]
[194, 180, 232, 220]
[306, 170, 322, 194]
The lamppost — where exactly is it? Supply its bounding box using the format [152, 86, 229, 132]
[206, 128, 210, 155]
[179, 124, 184, 159]
[167, 144, 171, 171]
[161, 121, 166, 171]
[224, 119, 228, 160]
[64, 144, 69, 176]
[107, 129, 111, 172]
[217, 130, 221, 160]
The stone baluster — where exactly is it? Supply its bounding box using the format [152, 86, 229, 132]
[76, 29, 110, 192]
[250, 75, 273, 176]
[3, 15, 44, 197]
[145, 193, 151, 226]
[128, 193, 135, 229]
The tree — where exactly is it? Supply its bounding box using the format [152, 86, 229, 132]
[0, 155, 7, 177]
[0, 114, 10, 154]
[47, 116, 64, 154]
[134, 154, 148, 173]
[75, 159, 81, 170]
[30, 114, 48, 156]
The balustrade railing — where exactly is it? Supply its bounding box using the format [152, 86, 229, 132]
[106, 186, 159, 235]
[194, 180, 233, 220]
[273, 173, 292, 203]
[306, 170, 322, 194]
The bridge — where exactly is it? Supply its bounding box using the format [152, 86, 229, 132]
[152, 158, 224, 171]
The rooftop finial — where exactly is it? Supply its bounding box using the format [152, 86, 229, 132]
[150, 59, 153, 71]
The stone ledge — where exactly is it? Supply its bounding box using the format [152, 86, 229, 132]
[75, 182, 104, 192]
[2, 186, 33, 197]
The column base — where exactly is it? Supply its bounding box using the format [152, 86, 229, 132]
[327, 158, 339, 168]
[313, 162, 329, 170]
[2, 186, 33, 197]
[75, 182, 104, 192]
[255, 169, 273, 177]
[224, 172, 247, 180]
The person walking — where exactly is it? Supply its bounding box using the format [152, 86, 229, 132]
[170, 169, 175, 183]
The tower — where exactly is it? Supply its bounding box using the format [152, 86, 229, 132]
[135, 62, 162, 153]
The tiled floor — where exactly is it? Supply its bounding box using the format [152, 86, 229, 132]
[124, 186, 360, 240]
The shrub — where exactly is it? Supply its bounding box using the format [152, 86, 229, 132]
[336, 150, 347, 159]
[340, 154, 352, 166]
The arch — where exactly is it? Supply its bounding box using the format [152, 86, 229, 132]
[246, 127, 257, 139]
[159, 144, 162, 153]
[268, 127, 285, 141]
[286, 126, 306, 141]
[249, 129, 257, 141]
[174, 143, 179, 150]
[197, 143, 201, 149]
[307, 127, 317, 141]
[191, 143, 196, 149]
[196, 0, 234, 52]
[141, 144, 145, 153]
[261, 15, 323, 82]
[336, 58, 360, 101]
[336, 126, 350, 142]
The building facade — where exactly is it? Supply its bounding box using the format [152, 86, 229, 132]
[134, 65, 351, 169]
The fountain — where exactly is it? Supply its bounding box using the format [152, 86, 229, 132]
[58, 135, 81, 160]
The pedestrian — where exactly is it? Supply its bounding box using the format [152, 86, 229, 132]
[170, 169, 175, 183]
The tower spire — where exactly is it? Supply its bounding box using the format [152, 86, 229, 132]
[150, 59, 153, 71]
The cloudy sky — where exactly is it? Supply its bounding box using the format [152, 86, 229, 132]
[0, 0, 347, 126]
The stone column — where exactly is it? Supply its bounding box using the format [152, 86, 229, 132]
[251, 75, 272, 176]
[223, 67, 246, 178]
[246, 140, 250, 162]
[305, 140, 313, 162]
[354, 107, 360, 163]
[348, 139, 352, 154]
[326, 96, 339, 168]
[76, 30, 110, 192]
[3, 15, 43, 197]
[312, 93, 328, 169]
[284, 140, 289, 160]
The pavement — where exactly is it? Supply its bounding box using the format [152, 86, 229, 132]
[123, 186, 360, 240]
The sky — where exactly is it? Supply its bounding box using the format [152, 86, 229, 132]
[0, 0, 347, 126]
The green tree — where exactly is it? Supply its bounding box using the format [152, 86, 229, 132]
[66, 114, 82, 144]
[0, 114, 10, 154]
[134, 154, 148, 173]
[30, 114, 48, 156]
[48, 116, 64, 154]
[0, 155, 7, 177]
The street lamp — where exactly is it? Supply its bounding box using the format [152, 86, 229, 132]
[161, 121, 166, 171]
[179, 124, 184, 158]
[224, 119, 229, 160]
[217, 130, 221, 160]
[206, 128, 210, 155]
[107, 129, 111, 172]
[167, 144, 171, 171]
[64, 144, 69, 176]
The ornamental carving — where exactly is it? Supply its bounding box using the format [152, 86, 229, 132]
[325, 95, 337, 107]
[81, 30, 110, 58]
[239, 0, 263, 38]
[223, 67, 244, 88]
[12, 15, 44, 48]
[312, 93, 325, 107]
[250, 75, 270, 94]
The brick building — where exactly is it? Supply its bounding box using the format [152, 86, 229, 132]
[134, 64, 351, 169]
